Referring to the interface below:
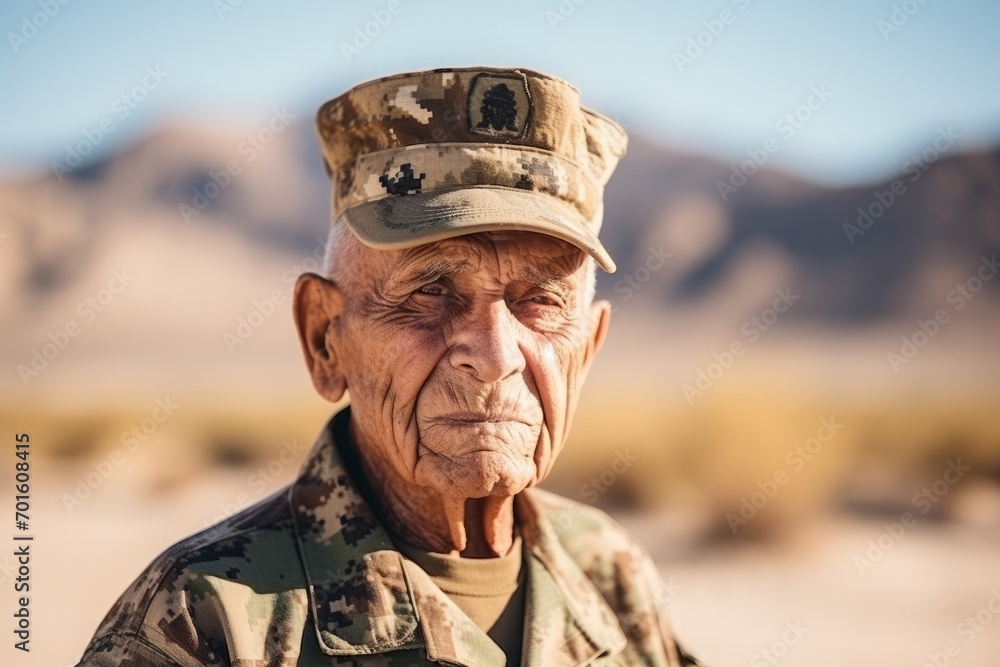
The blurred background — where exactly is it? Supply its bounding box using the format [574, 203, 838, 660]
[2, 1, 1000, 665]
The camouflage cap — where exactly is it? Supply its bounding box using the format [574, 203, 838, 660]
[315, 66, 628, 272]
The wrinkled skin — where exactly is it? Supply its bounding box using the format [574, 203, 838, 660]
[293, 230, 610, 557]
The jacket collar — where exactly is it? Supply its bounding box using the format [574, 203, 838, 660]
[287, 407, 626, 666]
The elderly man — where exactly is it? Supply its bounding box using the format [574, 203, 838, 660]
[77, 67, 701, 666]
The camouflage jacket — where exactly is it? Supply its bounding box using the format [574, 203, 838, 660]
[77, 407, 703, 666]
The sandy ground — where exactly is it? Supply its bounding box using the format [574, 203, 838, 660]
[3, 461, 999, 667]
[620, 515, 1000, 666]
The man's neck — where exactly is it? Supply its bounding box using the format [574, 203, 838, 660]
[343, 412, 516, 558]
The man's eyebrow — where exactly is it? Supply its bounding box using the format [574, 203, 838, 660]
[512, 262, 578, 290]
[386, 256, 471, 287]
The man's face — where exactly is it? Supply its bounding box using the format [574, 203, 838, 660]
[297, 230, 609, 500]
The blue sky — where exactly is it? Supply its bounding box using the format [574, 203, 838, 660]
[2, 0, 998, 184]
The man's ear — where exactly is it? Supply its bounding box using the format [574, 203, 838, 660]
[293, 273, 348, 403]
[580, 298, 611, 380]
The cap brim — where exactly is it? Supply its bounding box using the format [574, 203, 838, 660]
[340, 187, 616, 273]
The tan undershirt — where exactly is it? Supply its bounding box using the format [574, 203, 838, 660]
[395, 536, 526, 664]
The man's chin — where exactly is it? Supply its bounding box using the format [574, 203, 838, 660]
[414, 447, 536, 499]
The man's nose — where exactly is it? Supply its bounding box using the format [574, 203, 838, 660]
[448, 299, 526, 383]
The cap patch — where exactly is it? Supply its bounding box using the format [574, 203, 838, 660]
[467, 73, 531, 138]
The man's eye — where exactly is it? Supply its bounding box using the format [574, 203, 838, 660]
[416, 284, 445, 296]
[522, 293, 560, 308]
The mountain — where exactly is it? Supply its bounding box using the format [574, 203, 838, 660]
[601, 135, 1000, 322]
[2, 120, 998, 386]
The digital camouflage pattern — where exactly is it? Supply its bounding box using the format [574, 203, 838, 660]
[314, 66, 628, 273]
[77, 407, 703, 666]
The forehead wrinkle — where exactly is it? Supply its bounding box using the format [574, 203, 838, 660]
[510, 259, 574, 284]
[377, 233, 586, 294]
[508, 249, 587, 289]
[477, 233, 582, 287]
[384, 241, 484, 288]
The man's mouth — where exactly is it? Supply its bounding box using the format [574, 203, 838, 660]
[433, 412, 526, 425]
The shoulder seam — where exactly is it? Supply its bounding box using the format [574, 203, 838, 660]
[112, 487, 295, 637]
